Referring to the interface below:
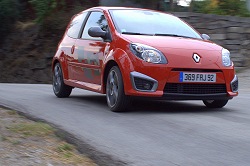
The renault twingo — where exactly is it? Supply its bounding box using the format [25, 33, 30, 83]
[52, 7, 238, 112]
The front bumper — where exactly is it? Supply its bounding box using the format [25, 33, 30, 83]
[126, 68, 238, 100]
[162, 93, 232, 100]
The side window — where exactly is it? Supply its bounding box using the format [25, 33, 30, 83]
[82, 12, 108, 40]
[67, 12, 87, 38]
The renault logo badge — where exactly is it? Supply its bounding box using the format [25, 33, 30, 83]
[193, 53, 200, 63]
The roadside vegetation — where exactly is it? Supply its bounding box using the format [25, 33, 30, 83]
[0, 107, 96, 166]
[191, 0, 250, 17]
[0, 0, 249, 42]
[127, 0, 250, 16]
[0, 0, 249, 83]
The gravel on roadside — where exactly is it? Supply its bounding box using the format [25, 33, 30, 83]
[0, 107, 97, 166]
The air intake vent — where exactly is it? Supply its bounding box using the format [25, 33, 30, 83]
[231, 76, 238, 92]
[164, 83, 227, 94]
[134, 77, 154, 91]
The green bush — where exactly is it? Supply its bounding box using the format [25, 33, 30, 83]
[191, 0, 250, 17]
[217, 0, 250, 17]
[28, 0, 65, 23]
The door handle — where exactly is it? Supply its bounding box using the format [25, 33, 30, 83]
[71, 45, 75, 54]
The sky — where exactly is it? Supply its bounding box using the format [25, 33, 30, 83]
[178, 0, 191, 6]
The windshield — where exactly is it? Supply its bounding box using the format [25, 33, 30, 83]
[109, 9, 202, 39]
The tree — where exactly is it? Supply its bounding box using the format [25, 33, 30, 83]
[191, 0, 250, 16]
[127, 0, 178, 11]
[217, 0, 249, 16]
[28, 0, 63, 23]
[28, 0, 100, 24]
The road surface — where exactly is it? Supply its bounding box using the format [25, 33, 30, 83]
[0, 76, 249, 166]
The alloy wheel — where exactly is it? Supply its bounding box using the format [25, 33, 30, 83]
[107, 70, 119, 107]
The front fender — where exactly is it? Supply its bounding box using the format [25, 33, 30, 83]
[103, 48, 134, 94]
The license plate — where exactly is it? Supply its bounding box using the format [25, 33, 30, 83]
[179, 72, 216, 82]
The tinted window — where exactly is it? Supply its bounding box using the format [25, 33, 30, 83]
[109, 10, 201, 39]
[67, 12, 87, 38]
[82, 12, 108, 40]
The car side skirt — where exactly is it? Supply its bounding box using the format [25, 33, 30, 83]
[64, 79, 103, 94]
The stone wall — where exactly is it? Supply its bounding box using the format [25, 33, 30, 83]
[174, 12, 250, 67]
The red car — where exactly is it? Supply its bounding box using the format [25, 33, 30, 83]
[52, 7, 238, 112]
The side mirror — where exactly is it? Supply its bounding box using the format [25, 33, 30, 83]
[88, 26, 107, 38]
[201, 34, 210, 40]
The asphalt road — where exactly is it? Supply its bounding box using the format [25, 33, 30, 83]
[0, 76, 250, 166]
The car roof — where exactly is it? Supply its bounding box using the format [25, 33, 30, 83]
[86, 6, 173, 16]
[89, 6, 143, 11]
[88, 6, 172, 13]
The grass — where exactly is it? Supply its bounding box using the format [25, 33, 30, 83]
[0, 134, 7, 141]
[50, 142, 94, 165]
[56, 143, 78, 161]
[6, 110, 17, 115]
[10, 139, 22, 145]
[9, 122, 54, 137]
[57, 143, 74, 152]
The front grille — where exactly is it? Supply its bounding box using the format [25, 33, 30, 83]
[134, 77, 154, 91]
[164, 83, 227, 94]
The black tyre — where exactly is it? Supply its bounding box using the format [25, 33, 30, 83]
[203, 100, 228, 108]
[106, 66, 131, 112]
[52, 63, 72, 98]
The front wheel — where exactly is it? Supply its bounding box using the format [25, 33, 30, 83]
[53, 63, 72, 98]
[106, 66, 131, 112]
[203, 100, 228, 108]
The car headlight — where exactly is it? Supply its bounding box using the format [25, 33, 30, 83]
[130, 43, 167, 64]
[222, 48, 232, 67]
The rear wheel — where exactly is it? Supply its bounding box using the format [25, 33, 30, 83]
[203, 100, 228, 108]
[106, 66, 131, 112]
[53, 63, 72, 98]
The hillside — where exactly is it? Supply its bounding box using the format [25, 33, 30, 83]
[0, 1, 249, 84]
[0, 2, 89, 83]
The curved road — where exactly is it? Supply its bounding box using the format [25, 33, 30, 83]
[0, 74, 250, 166]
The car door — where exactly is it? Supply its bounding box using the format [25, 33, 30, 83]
[73, 11, 111, 85]
[65, 12, 88, 80]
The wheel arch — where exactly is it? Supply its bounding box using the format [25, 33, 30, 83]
[52, 51, 69, 80]
[52, 58, 60, 72]
[102, 48, 135, 94]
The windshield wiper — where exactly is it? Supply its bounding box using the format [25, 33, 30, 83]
[121, 32, 153, 36]
[154, 33, 193, 38]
